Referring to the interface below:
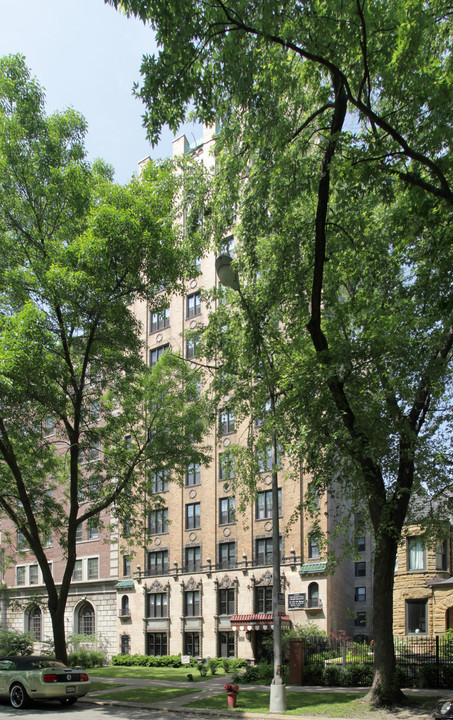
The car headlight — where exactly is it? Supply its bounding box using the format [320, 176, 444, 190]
[440, 701, 453, 715]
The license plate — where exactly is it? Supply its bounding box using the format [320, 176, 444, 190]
[66, 685, 76, 693]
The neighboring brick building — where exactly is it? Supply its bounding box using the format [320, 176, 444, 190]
[393, 526, 453, 636]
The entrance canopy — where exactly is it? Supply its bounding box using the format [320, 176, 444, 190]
[230, 613, 292, 632]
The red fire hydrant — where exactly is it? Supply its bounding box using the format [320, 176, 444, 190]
[225, 683, 239, 708]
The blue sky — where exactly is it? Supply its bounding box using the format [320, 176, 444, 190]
[0, 0, 201, 184]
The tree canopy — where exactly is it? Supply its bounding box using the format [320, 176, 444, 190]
[108, 0, 453, 704]
[0, 54, 211, 662]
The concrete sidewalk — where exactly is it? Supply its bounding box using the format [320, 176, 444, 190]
[82, 674, 450, 720]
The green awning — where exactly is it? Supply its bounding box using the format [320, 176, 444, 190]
[299, 562, 327, 575]
[115, 579, 134, 589]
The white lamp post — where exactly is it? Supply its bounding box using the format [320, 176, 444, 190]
[215, 254, 287, 713]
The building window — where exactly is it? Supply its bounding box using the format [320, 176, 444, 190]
[147, 632, 167, 656]
[255, 399, 272, 428]
[255, 489, 282, 520]
[218, 631, 235, 658]
[186, 337, 199, 359]
[120, 595, 130, 617]
[184, 632, 200, 657]
[219, 588, 235, 615]
[407, 537, 426, 571]
[87, 557, 99, 579]
[355, 586, 366, 602]
[219, 542, 236, 569]
[120, 634, 131, 654]
[184, 590, 200, 617]
[147, 593, 168, 618]
[89, 401, 100, 422]
[357, 536, 366, 552]
[308, 582, 320, 608]
[73, 559, 83, 581]
[150, 307, 170, 333]
[220, 235, 234, 257]
[17, 531, 27, 549]
[149, 344, 169, 367]
[185, 463, 200, 487]
[76, 524, 83, 542]
[255, 586, 273, 613]
[148, 508, 169, 535]
[16, 566, 25, 586]
[355, 611, 367, 627]
[355, 561, 366, 577]
[255, 537, 282, 566]
[147, 550, 169, 576]
[219, 408, 235, 435]
[43, 416, 55, 437]
[28, 606, 42, 641]
[308, 535, 320, 559]
[436, 540, 448, 571]
[406, 599, 428, 634]
[123, 555, 131, 577]
[88, 520, 99, 540]
[219, 454, 235, 481]
[219, 497, 236, 525]
[78, 602, 95, 635]
[185, 546, 201, 572]
[29, 564, 39, 585]
[186, 292, 201, 318]
[257, 444, 277, 472]
[150, 470, 168, 493]
[80, 439, 100, 464]
[185, 502, 201, 530]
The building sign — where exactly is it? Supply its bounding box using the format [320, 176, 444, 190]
[288, 593, 306, 609]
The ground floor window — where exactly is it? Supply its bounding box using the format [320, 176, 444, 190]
[78, 602, 95, 635]
[120, 634, 130, 654]
[147, 632, 167, 656]
[28, 606, 42, 641]
[218, 631, 235, 658]
[184, 632, 200, 657]
[406, 599, 428, 634]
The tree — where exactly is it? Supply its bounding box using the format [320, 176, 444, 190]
[0, 54, 211, 663]
[107, 0, 453, 705]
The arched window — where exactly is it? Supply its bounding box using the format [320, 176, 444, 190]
[308, 582, 319, 608]
[78, 602, 95, 635]
[28, 606, 42, 641]
[121, 595, 130, 616]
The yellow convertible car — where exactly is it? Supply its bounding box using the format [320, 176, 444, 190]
[0, 656, 90, 709]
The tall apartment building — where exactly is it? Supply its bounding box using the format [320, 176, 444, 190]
[0, 125, 374, 660]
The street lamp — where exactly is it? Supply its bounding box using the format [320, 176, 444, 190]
[215, 254, 287, 713]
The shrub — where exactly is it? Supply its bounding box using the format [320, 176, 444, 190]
[304, 659, 325, 685]
[207, 658, 220, 675]
[233, 662, 274, 684]
[197, 662, 208, 677]
[343, 663, 373, 687]
[0, 630, 33, 656]
[323, 664, 343, 686]
[68, 650, 105, 668]
[110, 654, 181, 668]
[221, 658, 230, 673]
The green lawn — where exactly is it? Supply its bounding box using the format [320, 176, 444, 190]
[88, 685, 200, 703]
[88, 681, 127, 693]
[90, 665, 224, 683]
[185, 690, 436, 717]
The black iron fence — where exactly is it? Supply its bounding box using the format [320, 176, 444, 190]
[304, 635, 453, 688]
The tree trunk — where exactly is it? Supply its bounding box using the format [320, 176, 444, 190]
[364, 531, 405, 706]
[48, 597, 68, 664]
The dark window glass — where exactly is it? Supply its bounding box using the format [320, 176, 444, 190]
[146, 593, 168, 618]
[148, 508, 168, 535]
[185, 546, 201, 572]
[219, 497, 235, 525]
[150, 307, 170, 333]
[149, 344, 169, 367]
[219, 588, 235, 615]
[355, 561, 366, 577]
[185, 463, 201, 487]
[147, 633, 167, 656]
[184, 590, 200, 617]
[255, 586, 273, 613]
[255, 489, 282, 519]
[185, 502, 201, 530]
[186, 292, 201, 318]
[147, 550, 169, 576]
[219, 408, 235, 435]
[219, 542, 236, 569]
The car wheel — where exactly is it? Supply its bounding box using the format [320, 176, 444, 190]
[60, 698, 78, 705]
[10, 683, 30, 709]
